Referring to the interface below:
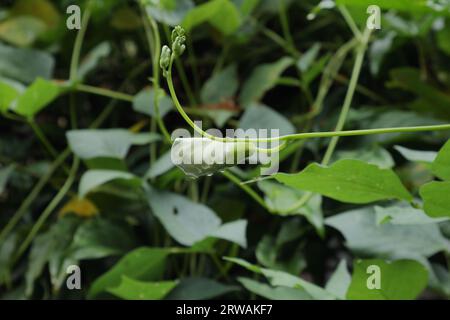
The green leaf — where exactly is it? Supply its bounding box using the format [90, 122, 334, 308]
[369, 31, 396, 75]
[437, 25, 450, 56]
[389, 68, 450, 120]
[275, 159, 412, 204]
[133, 88, 173, 118]
[239, 103, 295, 136]
[332, 145, 395, 169]
[225, 257, 336, 300]
[78, 42, 111, 80]
[146, 187, 247, 247]
[0, 165, 14, 194]
[239, 57, 293, 107]
[256, 235, 306, 275]
[88, 247, 170, 298]
[26, 216, 80, 296]
[145, 0, 194, 26]
[223, 257, 262, 274]
[68, 218, 135, 260]
[0, 79, 22, 112]
[166, 277, 238, 300]
[107, 276, 177, 300]
[0, 233, 17, 286]
[258, 181, 324, 235]
[0, 42, 54, 83]
[211, 219, 248, 247]
[432, 139, 450, 181]
[48, 217, 135, 291]
[394, 145, 437, 164]
[67, 129, 161, 160]
[238, 277, 312, 300]
[296, 44, 321, 72]
[420, 181, 450, 218]
[325, 260, 351, 300]
[429, 263, 450, 297]
[261, 269, 336, 300]
[201, 64, 238, 104]
[237, 0, 261, 17]
[78, 170, 140, 198]
[145, 151, 175, 179]
[13, 78, 60, 118]
[326, 207, 449, 258]
[347, 259, 428, 300]
[375, 203, 449, 225]
[336, 0, 450, 14]
[302, 54, 330, 86]
[360, 108, 445, 143]
[182, 0, 242, 35]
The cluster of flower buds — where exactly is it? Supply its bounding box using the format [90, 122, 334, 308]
[160, 26, 186, 77]
[171, 26, 186, 57]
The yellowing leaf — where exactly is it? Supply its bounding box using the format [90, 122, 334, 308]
[59, 197, 99, 218]
[129, 119, 149, 133]
[0, 17, 46, 47]
[11, 0, 61, 29]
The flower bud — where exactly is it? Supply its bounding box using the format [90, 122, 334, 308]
[171, 26, 185, 43]
[172, 36, 186, 57]
[160, 45, 171, 69]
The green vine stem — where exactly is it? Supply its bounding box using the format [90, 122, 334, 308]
[12, 5, 91, 261]
[162, 25, 450, 214]
[281, 27, 371, 214]
[323, 28, 372, 164]
[164, 32, 450, 144]
[221, 170, 269, 211]
[13, 157, 80, 263]
[75, 84, 134, 102]
[28, 120, 59, 159]
[69, 5, 91, 83]
[141, 7, 172, 143]
[0, 149, 71, 243]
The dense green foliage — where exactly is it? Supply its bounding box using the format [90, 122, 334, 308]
[0, 0, 450, 300]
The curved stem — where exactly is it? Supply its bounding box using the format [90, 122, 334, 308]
[322, 28, 371, 164]
[278, 0, 295, 53]
[69, 5, 91, 83]
[338, 6, 362, 40]
[28, 120, 59, 159]
[282, 28, 371, 214]
[221, 170, 269, 211]
[0, 149, 71, 243]
[14, 157, 80, 263]
[143, 10, 172, 143]
[75, 84, 134, 102]
[167, 61, 450, 143]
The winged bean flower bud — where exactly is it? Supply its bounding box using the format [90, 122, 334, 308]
[160, 45, 171, 77]
[171, 26, 185, 43]
[172, 35, 186, 57]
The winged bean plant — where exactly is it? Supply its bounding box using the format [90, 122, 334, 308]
[0, 0, 450, 300]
